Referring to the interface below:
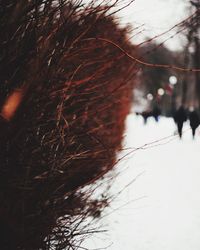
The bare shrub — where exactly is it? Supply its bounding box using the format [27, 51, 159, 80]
[0, 0, 136, 249]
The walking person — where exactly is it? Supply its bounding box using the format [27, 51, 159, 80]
[189, 108, 200, 138]
[152, 104, 161, 122]
[173, 106, 187, 138]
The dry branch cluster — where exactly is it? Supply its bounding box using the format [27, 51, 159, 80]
[0, 0, 136, 249]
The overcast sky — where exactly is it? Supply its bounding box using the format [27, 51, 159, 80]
[117, 0, 190, 50]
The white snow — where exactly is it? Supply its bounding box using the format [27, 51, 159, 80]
[83, 113, 200, 250]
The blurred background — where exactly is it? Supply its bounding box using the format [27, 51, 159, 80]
[125, 0, 200, 117]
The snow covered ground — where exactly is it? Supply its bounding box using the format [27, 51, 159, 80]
[84, 113, 200, 250]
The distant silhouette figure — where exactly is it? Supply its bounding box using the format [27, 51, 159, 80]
[152, 105, 161, 122]
[174, 106, 187, 138]
[141, 110, 151, 124]
[189, 109, 200, 138]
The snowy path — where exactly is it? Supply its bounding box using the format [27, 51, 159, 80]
[84, 114, 200, 250]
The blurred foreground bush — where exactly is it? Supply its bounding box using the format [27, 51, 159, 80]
[0, 0, 136, 249]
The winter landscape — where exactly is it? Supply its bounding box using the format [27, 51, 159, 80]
[1, 0, 200, 249]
